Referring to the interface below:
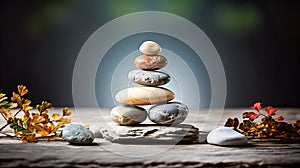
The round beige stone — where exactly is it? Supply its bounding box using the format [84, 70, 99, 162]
[111, 105, 147, 125]
[115, 86, 175, 105]
[139, 41, 161, 55]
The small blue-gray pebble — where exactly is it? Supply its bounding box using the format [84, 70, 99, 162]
[62, 124, 94, 144]
[128, 70, 170, 86]
[148, 102, 188, 125]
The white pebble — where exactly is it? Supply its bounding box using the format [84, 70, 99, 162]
[139, 41, 161, 55]
[207, 127, 248, 146]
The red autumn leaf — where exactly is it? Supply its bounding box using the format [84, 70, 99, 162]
[252, 102, 262, 112]
[249, 113, 260, 121]
[274, 115, 284, 121]
[264, 106, 278, 116]
[243, 112, 260, 121]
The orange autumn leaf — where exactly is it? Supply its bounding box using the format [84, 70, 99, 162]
[1, 85, 73, 143]
[264, 106, 278, 116]
[22, 134, 38, 143]
[33, 125, 50, 136]
[36, 116, 46, 124]
[22, 104, 33, 112]
[46, 136, 60, 141]
[37, 129, 50, 137]
[61, 118, 71, 124]
[21, 99, 33, 111]
[62, 108, 72, 116]
[31, 112, 39, 119]
[41, 112, 50, 121]
[52, 113, 62, 121]
[11, 92, 18, 101]
[1, 109, 12, 119]
[11, 93, 23, 107]
[36, 101, 53, 113]
[44, 124, 57, 134]
[17, 85, 28, 97]
[9, 102, 18, 108]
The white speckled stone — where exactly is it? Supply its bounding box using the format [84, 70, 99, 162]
[128, 70, 170, 86]
[207, 127, 248, 146]
[139, 41, 161, 55]
[62, 124, 94, 144]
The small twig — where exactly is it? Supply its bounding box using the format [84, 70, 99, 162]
[256, 110, 267, 117]
[13, 109, 21, 117]
[0, 112, 7, 121]
[0, 109, 22, 132]
[0, 132, 20, 139]
[0, 123, 9, 132]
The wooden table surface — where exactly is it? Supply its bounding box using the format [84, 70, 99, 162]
[1, 108, 300, 167]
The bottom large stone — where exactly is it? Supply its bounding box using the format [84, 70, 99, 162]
[99, 124, 199, 144]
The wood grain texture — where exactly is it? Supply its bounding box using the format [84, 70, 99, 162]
[0, 108, 299, 167]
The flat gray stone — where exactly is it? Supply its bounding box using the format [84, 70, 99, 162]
[100, 124, 199, 144]
[148, 102, 189, 125]
[62, 124, 94, 144]
[128, 69, 170, 86]
[207, 127, 248, 146]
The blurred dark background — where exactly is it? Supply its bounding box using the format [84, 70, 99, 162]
[0, 0, 299, 108]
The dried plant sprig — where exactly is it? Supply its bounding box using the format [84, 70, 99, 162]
[225, 102, 300, 141]
[0, 85, 72, 143]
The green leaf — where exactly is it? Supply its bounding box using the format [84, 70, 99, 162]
[22, 121, 27, 129]
[0, 93, 6, 99]
[0, 100, 8, 106]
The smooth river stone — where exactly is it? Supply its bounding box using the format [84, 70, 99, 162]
[134, 55, 167, 70]
[128, 70, 170, 86]
[148, 102, 189, 125]
[111, 105, 147, 125]
[207, 127, 248, 146]
[139, 41, 161, 55]
[62, 124, 94, 145]
[115, 86, 175, 105]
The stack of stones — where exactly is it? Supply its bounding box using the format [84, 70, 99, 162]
[111, 41, 189, 126]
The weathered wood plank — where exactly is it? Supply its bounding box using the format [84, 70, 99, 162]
[0, 108, 300, 167]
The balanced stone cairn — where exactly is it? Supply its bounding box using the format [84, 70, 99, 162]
[111, 41, 189, 126]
